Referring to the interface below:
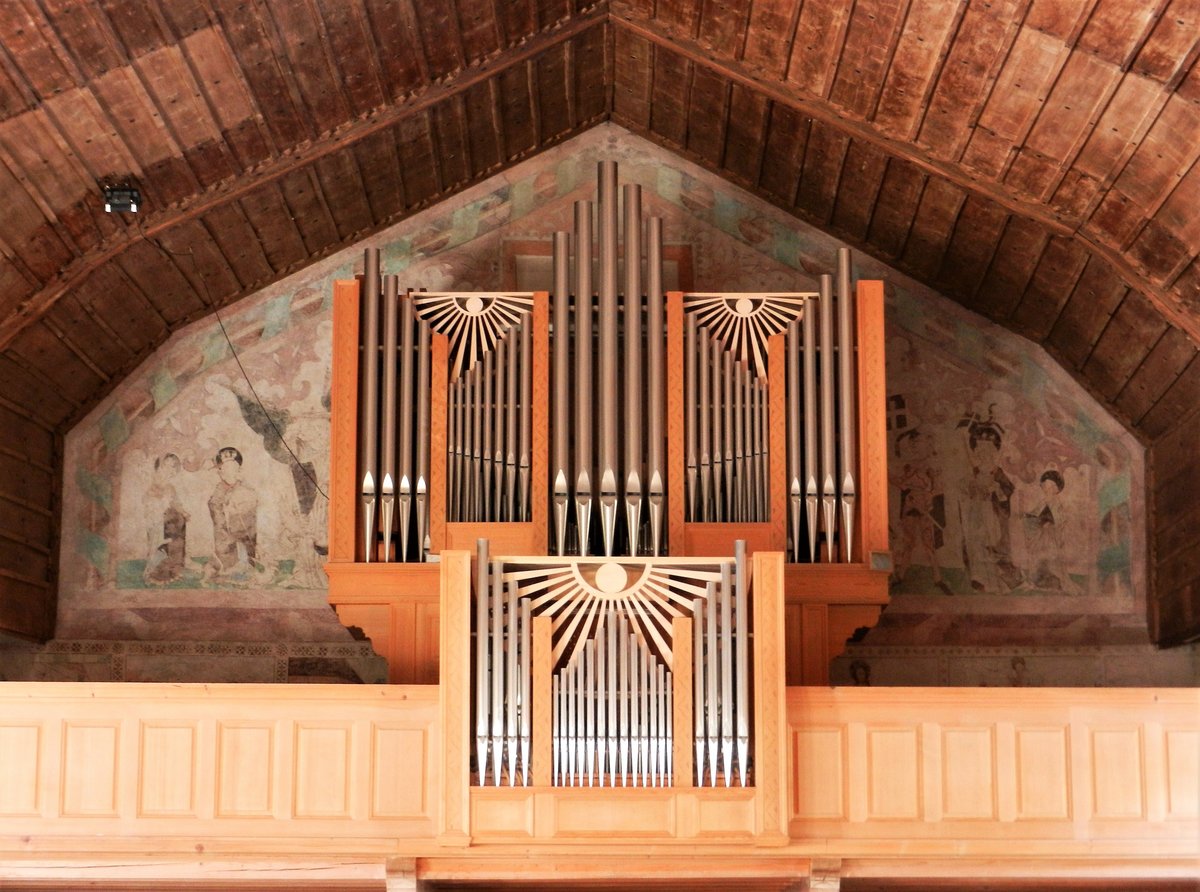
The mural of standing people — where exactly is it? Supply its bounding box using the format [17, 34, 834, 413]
[143, 453, 188, 584]
[206, 446, 259, 580]
[957, 408, 1022, 593]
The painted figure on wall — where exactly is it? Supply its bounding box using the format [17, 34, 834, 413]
[207, 446, 258, 579]
[892, 428, 950, 595]
[956, 408, 1021, 593]
[1024, 469, 1080, 593]
[142, 452, 188, 584]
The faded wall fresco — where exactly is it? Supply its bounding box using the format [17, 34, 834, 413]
[54, 125, 1170, 682]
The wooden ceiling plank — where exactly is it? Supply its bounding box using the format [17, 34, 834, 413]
[827, 0, 911, 121]
[36, 0, 124, 79]
[1132, 0, 1200, 86]
[970, 214, 1050, 319]
[0, 39, 37, 122]
[1086, 95, 1200, 255]
[456, 0, 503, 64]
[134, 46, 238, 188]
[1115, 327, 1199, 424]
[1048, 72, 1168, 221]
[114, 236, 207, 325]
[360, 0, 429, 99]
[73, 262, 165, 359]
[1043, 264, 1128, 368]
[238, 183, 309, 275]
[261, 0, 354, 137]
[95, 0, 171, 58]
[613, 27, 653, 130]
[0, 352, 75, 428]
[0, 0, 82, 97]
[723, 82, 770, 186]
[156, 1, 213, 36]
[432, 96, 471, 190]
[351, 127, 407, 227]
[410, 0, 466, 81]
[207, 0, 313, 149]
[0, 147, 77, 280]
[934, 196, 1010, 299]
[697, 0, 749, 51]
[6, 322, 103, 407]
[829, 138, 890, 243]
[198, 201, 275, 291]
[310, 0, 388, 117]
[1140, 352, 1200, 437]
[463, 79, 503, 175]
[1009, 235, 1091, 340]
[180, 26, 271, 169]
[495, 0, 538, 48]
[313, 148, 375, 240]
[44, 294, 133, 378]
[1082, 289, 1169, 399]
[795, 118, 850, 225]
[536, 0, 573, 30]
[536, 42, 572, 143]
[395, 111, 440, 208]
[498, 61, 538, 159]
[865, 157, 925, 259]
[1005, 52, 1123, 202]
[899, 176, 966, 281]
[685, 65, 729, 167]
[785, 0, 853, 99]
[0, 108, 97, 251]
[37, 314, 111, 384]
[960, 26, 1072, 180]
[276, 166, 342, 256]
[0, 402, 54, 465]
[1077, 0, 1173, 68]
[915, 0, 1028, 162]
[150, 219, 241, 307]
[741, 0, 805, 81]
[572, 20, 607, 123]
[91, 64, 200, 206]
[649, 45, 690, 147]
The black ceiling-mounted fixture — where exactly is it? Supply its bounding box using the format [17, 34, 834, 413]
[103, 185, 140, 213]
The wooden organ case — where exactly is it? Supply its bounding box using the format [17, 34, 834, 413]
[326, 162, 889, 847]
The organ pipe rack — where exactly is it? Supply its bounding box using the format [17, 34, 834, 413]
[326, 161, 889, 842]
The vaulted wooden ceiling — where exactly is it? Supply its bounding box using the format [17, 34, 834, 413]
[0, 0, 1197, 641]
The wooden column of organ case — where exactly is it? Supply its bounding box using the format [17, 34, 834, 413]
[325, 162, 889, 845]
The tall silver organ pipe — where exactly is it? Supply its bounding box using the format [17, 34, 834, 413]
[359, 249, 380, 562]
[574, 200, 594, 556]
[398, 290, 415, 561]
[623, 182, 643, 557]
[646, 217, 664, 557]
[552, 231, 571, 555]
[837, 248, 857, 563]
[819, 274, 837, 562]
[598, 161, 619, 557]
[416, 318, 430, 558]
[380, 276, 398, 562]
[803, 294, 819, 561]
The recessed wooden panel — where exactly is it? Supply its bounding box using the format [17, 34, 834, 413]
[0, 724, 39, 815]
[1015, 727, 1070, 820]
[696, 793, 756, 836]
[61, 723, 120, 817]
[792, 728, 845, 819]
[371, 726, 428, 818]
[139, 724, 197, 817]
[216, 723, 274, 817]
[294, 724, 352, 818]
[555, 793, 675, 836]
[471, 790, 536, 838]
[867, 728, 920, 819]
[941, 727, 995, 820]
[1165, 729, 1199, 819]
[1091, 728, 1145, 819]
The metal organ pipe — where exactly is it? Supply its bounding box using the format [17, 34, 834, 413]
[359, 249, 380, 562]
[574, 200, 594, 556]
[837, 247, 857, 563]
[819, 274, 837, 562]
[519, 319, 532, 522]
[398, 289, 415, 561]
[623, 183, 643, 556]
[598, 162, 619, 556]
[647, 217, 665, 556]
[552, 231, 571, 555]
[416, 318, 430, 559]
[803, 294, 819, 562]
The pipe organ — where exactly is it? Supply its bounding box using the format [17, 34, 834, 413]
[327, 160, 889, 829]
